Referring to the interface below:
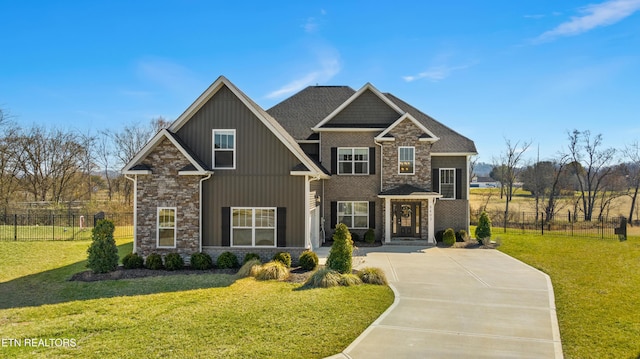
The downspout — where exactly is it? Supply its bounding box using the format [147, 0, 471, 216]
[124, 174, 137, 254]
[199, 173, 213, 253]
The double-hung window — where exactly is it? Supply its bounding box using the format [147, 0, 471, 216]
[337, 201, 369, 229]
[440, 168, 455, 199]
[213, 129, 235, 169]
[398, 147, 415, 174]
[232, 207, 276, 247]
[157, 207, 176, 248]
[338, 148, 369, 175]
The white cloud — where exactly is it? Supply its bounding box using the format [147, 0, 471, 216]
[266, 48, 340, 99]
[534, 0, 640, 43]
[303, 17, 318, 33]
[403, 64, 471, 82]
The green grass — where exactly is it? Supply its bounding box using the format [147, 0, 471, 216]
[0, 239, 393, 358]
[496, 232, 640, 359]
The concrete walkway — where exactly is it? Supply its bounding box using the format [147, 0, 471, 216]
[318, 246, 563, 359]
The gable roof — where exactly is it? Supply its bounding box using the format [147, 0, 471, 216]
[168, 76, 329, 178]
[375, 113, 440, 143]
[122, 129, 211, 175]
[312, 83, 404, 131]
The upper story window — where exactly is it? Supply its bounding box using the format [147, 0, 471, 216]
[157, 207, 176, 248]
[338, 148, 369, 175]
[398, 147, 415, 174]
[440, 168, 455, 199]
[213, 129, 236, 169]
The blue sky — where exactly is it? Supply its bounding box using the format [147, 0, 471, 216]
[1, 0, 639, 163]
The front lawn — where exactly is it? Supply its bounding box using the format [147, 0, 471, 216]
[497, 232, 640, 359]
[0, 239, 394, 358]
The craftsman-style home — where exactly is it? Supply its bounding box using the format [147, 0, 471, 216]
[123, 76, 477, 261]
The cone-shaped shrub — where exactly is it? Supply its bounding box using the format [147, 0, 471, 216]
[86, 219, 119, 273]
[475, 211, 492, 244]
[326, 223, 353, 274]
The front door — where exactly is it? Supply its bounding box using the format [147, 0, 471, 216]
[392, 202, 420, 237]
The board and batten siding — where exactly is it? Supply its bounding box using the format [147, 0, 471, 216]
[175, 84, 308, 247]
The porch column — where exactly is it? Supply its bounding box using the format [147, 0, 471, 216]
[428, 197, 436, 244]
[385, 197, 391, 243]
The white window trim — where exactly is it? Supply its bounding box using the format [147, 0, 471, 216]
[439, 168, 456, 200]
[157, 207, 177, 248]
[212, 129, 236, 170]
[337, 201, 369, 229]
[398, 146, 415, 175]
[231, 207, 277, 247]
[337, 147, 369, 175]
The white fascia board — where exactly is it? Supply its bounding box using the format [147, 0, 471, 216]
[179, 171, 214, 176]
[431, 152, 478, 156]
[290, 170, 330, 179]
[122, 170, 152, 175]
[122, 129, 207, 173]
[313, 82, 405, 129]
[375, 113, 440, 142]
[312, 127, 384, 132]
[378, 193, 442, 199]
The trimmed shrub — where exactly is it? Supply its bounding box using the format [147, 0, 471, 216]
[340, 273, 363, 286]
[216, 251, 239, 269]
[435, 230, 445, 243]
[237, 259, 262, 278]
[145, 253, 164, 270]
[443, 228, 456, 246]
[358, 267, 388, 285]
[272, 252, 292, 267]
[86, 219, 119, 273]
[256, 261, 290, 281]
[456, 229, 468, 242]
[326, 223, 353, 274]
[475, 211, 492, 244]
[351, 232, 360, 242]
[122, 252, 144, 269]
[303, 268, 343, 288]
[243, 253, 262, 264]
[298, 250, 319, 271]
[164, 253, 184, 271]
[364, 228, 376, 244]
[190, 252, 213, 270]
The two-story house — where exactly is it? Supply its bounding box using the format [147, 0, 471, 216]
[123, 76, 476, 262]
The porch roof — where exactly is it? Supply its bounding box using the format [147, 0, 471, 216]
[378, 184, 442, 199]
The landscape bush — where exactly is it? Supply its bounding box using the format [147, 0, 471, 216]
[456, 229, 468, 242]
[357, 267, 388, 285]
[475, 211, 492, 244]
[122, 252, 144, 269]
[435, 230, 445, 243]
[298, 250, 319, 271]
[303, 268, 343, 288]
[364, 228, 376, 243]
[340, 273, 363, 286]
[164, 253, 184, 271]
[326, 223, 353, 274]
[190, 252, 213, 270]
[351, 232, 360, 242]
[256, 261, 290, 281]
[145, 253, 164, 270]
[86, 219, 119, 273]
[243, 253, 262, 264]
[272, 251, 292, 267]
[236, 259, 262, 278]
[443, 228, 456, 246]
[216, 251, 239, 269]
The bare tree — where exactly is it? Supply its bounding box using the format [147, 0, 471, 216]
[622, 141, 640, 225]
[566, 130, 616, 221]
[0, 110, 22, 207]
[495, 138, 531, 231]
[96, 131, 115, 201]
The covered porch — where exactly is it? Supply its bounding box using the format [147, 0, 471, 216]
[378, 184, 441, 244]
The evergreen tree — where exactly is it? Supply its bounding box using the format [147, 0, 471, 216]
[326, 223, 353, 274]
[87, 219, 119, 273]
[475, 211, 492, 244]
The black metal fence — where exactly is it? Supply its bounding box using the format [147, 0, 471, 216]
[471, 209, 625, 240]
[0, 212, 133, 241]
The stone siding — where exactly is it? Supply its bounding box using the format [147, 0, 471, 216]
[380, 119, 432, 191]
[136, 138, 203, 258]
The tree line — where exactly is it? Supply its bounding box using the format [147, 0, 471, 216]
[0, 108, 169, 210]
[481, 130, 640, 225]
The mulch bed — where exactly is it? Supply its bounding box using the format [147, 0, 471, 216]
[69, 266, 314, 283]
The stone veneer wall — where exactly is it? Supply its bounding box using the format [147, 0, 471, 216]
[381, 119, 432, 192]
[202, 247, 308, 267]
[136, 138, 202, 258]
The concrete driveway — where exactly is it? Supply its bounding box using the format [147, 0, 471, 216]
[322, 246, 563, 359]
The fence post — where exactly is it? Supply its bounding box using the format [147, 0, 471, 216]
[52, 211, 55, 240]
[541, 212, 544, 236]
[72, 214, 75, 240]
[14, 214, 17, 241]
